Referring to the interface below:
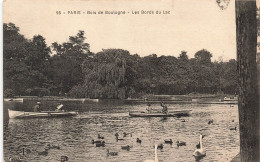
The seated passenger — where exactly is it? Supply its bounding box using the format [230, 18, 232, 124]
[56, 103, 64, 112]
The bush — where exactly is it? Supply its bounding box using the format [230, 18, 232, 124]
[4, 89, 15, 98]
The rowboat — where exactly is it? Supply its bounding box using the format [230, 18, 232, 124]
[8, 109, 78, 119]
[129, 110, 192, 117]
[4, 98, 24, 103]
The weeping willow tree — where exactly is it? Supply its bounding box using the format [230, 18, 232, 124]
[82, 49, 136, 99]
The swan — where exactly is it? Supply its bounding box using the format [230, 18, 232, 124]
[143, 144, 158, 162]
[193, 135, 206, 157]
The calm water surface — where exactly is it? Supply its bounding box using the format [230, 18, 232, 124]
[4, 100, 239, 162]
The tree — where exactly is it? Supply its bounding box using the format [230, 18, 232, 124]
[48, 31, 90, 95]
[194, 49, 213, 65]
[3, 23, 51, 96]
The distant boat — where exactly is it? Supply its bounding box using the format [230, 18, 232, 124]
[8, 109, 78, 119]
[129, 110, 191, 117]
[84, 98, 99, 102]
[4, 98, 24, 103]
[224, 97, 238, 101]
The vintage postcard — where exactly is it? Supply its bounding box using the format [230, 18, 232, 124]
[3, 0, 258, 161]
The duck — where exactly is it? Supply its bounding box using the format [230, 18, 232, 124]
[121, 145, 131, 151]
[8, 157, 23, 162]
[98, 134, 104, 139]
[107, 149, 118, 156]
[176, 141, 186, 147]
[47, 144, 60, 149]
[143, 144, 158, 162]
[115, 133, 119, 137]
[193, 135, 206, 158]
[157, 144, 163, 149]
[61, 156, 69, 162]
[92, 139, 102, 144]
[164, 139, 173, 144]
[38, 149, 49, 156]
[208, 120, 213, 124]
[116, 136, 124, 141]
[123, 132, 132, 137]
[230, 127, 237, 131]
[181, 119, 186, 122]
[96, 141, 105, 147]
[136, 138, 142, 144]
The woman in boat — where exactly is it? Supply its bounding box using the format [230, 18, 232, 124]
[34, 102, 41, 112]
[146, 103, 152, 113]
[56, 103, 64, 112]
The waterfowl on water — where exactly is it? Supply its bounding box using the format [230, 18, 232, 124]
[193, 135, 206, 158]
[8, 157, 23, 162]
[98, 134, 104, 139]
[38, 149, 49, 156]
[208, 120, 213, 124]
[181, 119, 186, 122]
[116, 136, 124, 141]
[25, 148, 31, 154]
[47, 144, 60, 150]
[136, 138, 142, 144]
[61, 155, 69, 162]
[92, 139, 102, 144]
[230, 127, 237, 131]
[96, 141, 105, 147]
[164, 139, 173, 144]
[107, 149, 118, 156]
[121, 145, 131, 151]
[143, 144, 158, 162]
[123, 132, 132, 137]
[157, 144, 163, 149]
[176, 141, 186, 147]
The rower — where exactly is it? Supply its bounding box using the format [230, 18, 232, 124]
[161, 102, 168, 114]
[33, 102, 41, 112]
[146, 103, 152, 113]
[56, 103, 64, 112]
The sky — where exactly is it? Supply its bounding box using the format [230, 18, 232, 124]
[3, 0, 237, 61]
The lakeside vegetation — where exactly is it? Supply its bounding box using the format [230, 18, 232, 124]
[4, 23, 238, 99]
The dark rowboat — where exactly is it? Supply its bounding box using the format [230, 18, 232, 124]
[8, 109, 78, 119]
[129, 110, 191, 117]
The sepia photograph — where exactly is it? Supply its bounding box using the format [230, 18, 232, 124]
[2, 0, 260, 161]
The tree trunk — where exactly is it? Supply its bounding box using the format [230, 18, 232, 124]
[235, 0, 259, 161]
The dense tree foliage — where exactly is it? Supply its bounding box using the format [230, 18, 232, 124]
[3, 23, 238, 98]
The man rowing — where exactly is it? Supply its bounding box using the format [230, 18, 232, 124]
[33, 102, 41, 112]
[160, 102, 168, 114]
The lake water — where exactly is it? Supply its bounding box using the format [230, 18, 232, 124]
[3, 100, 239, 162]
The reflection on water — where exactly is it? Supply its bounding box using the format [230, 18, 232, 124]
[3, 101, 239, 162]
